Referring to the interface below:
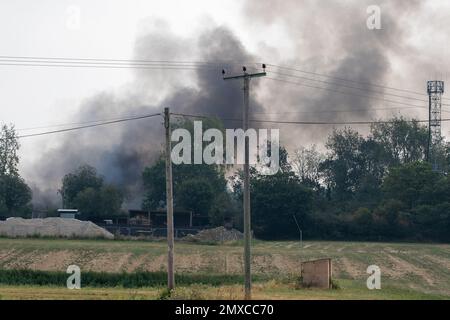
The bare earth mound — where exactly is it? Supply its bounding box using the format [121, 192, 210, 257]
[183, 227, 243, 243]
[0, 218, 114, 239]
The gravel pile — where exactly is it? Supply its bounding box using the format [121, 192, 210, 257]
[183, 227, 243, 243]
[0, 217, 114, 239]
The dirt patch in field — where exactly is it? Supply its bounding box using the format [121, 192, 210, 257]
[176, 253, 206, 272]
[1, 250, 137, 273]
[271, 254, 299, 275]
[222, 254, 242, 274]
[423, 255, 450, 271]
[335, 257, 366, 279]
[1, 241, 447, 293]
[124, 254, 152, 272]
[136, 254, 166, 272]
[81, 252, 133, 272]
[386, 254, 435, 285]
[26, 250, 77, 271]
[2, 250, 36, 269]
[0, 249, 17, 265]
[0, 247, 354, 277]
[252, 255, 274, 274]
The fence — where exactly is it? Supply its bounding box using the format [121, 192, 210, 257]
[97, 224, 204, 238]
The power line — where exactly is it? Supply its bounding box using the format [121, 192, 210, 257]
[16, 104, 431, 134]
[4, 61, 445, 109]
[17, 113, 161, 138]
[0, 62, 204, 70]
[0, 59, 204, 66]
[3, 56, 449, 122]
[245, 118, 436, 125]
[252, 106, 429, 115]
[10, 109, 448, 140]
[269, 70, 430, 103]
[0, 55, 261, 67]
[266, 63, 446, 99]
[16, 112, 159, 131]
[266, 76, 450, 110]
[267, 63, 450, 103]
[265, 77, 430, 109]
[170, 112, 448, 126]
[16, 104, 427, 134]
[0, 56, 263, 73]
[0, 61, 262, 74]
[1, 55, 446, 102]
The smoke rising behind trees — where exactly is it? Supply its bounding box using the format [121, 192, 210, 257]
[18, 1, 450, 209]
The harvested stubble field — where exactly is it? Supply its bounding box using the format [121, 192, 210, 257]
[0, 238, 449, 300]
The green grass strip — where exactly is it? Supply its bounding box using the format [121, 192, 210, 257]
[0, 269, 271, 288]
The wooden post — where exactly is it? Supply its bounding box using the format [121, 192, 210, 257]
[164, 107, 175, 290]
[242, 75, 252, 300]
[223, 67, 266, 300]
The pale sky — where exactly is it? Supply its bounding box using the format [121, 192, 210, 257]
[0, 1, 244, 126]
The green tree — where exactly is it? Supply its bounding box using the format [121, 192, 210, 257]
[0, 174, 32, 217]
[0, 124, 19, 176]
[310, 118, 446, 241]
[349, 207, 374, 238]
[233, 147, 313, 239]
[74, 185, 123, 218]
[374, 161, 450, 240]
[382, 162, 439, 208]
[177, 179, 215, 215]
[142, 158, 228, 221]
[250, 172, 313, 239]
[60, 165, 123, 218]
[320, 119, 431, 206]
[60, 165, 103, 208]
[291, 145, 325, 190]
[412, 203, 450, 242]
[0, 124, 32, 217]
[370, 117, 428, 166]
[142, 117, 230, 225]
[373, 199, 409, 239]
[320, 128, 366, 201]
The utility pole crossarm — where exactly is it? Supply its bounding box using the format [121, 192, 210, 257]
[223, 72, 267, 81]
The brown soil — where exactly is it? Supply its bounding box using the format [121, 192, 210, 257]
[386, 254, 435, 285]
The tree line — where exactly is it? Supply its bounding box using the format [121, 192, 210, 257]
[141, 116, 450, 242]
[1, 116, 450, 242]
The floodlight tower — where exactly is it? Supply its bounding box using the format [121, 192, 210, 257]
[427, 80, 445, 171]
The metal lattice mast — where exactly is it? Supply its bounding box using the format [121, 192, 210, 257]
[427, 80, 444, 170]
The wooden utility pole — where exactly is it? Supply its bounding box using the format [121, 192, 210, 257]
[223, 66, 266, 300]
[164, 107, 175, 290]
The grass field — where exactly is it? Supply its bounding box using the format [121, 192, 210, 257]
[0, 238, 449, 300]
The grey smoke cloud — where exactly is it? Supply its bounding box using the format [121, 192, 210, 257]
[29, 24, 264, 208]
[243, 0, 428, 143]
[27, 0, 449, 208]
